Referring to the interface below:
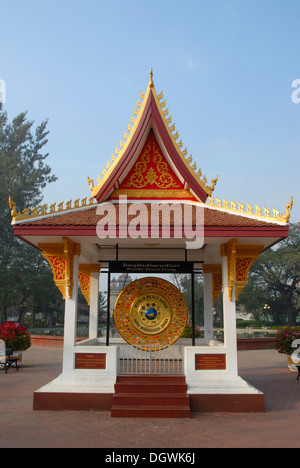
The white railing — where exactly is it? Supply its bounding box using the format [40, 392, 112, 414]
[118, 344, 183, 375]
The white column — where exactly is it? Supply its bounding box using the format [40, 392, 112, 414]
[222, 255, 238, 376]
[203, 272, 214, 341]
[62, 254, 79, 374]
[89, 270, 100, 340]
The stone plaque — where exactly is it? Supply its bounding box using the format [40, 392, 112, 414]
[75, 353, 106, 370]
[195, 354, 226, 370]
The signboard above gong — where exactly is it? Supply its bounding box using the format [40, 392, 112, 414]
[114, 277, 188, 350]
[109, 261, 194, 274]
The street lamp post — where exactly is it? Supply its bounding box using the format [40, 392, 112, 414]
[263, 304, 271, 325]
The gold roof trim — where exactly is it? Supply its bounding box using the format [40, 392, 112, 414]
[88, 79, 152, 198]
[150, 79, 218, 197]
[9, 195, 97, 223]
[9, 194, 293, 225]
[206, 195, 293, 224]
[87, 69, 218, 199]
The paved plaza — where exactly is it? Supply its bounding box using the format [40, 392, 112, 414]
[0, 346, 299, 448]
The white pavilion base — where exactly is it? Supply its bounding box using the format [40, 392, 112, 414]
[33, 340, 265, 413]
[187, 376, 264, 412]
[33, 372, 115, 411]
[34, 372, 116, 394]
[183, 345, 264, 412]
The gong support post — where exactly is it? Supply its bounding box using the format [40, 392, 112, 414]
[191, 271, 195, 346]
[106, 269, 111, 347]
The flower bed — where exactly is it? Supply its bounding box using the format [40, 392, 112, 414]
[274, 326, 300, 356]
[0, 321, 31, 351]
[180, 323, 202, 339]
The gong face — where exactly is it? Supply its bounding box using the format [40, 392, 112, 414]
[114, 277, 188, 350]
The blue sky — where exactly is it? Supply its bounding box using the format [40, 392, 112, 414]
[1, 0, 299, 221]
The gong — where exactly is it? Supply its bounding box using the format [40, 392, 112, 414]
[114, 277, 188, 350]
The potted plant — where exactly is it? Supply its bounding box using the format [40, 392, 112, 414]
[274, 326, 300, 372]
[0, 321, 31, 363]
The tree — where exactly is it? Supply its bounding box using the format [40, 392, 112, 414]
[176, 273, 204, 325]
[238, 223, 300, 325]
[0, 103, 57, 323]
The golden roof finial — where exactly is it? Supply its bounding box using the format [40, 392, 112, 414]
[87, 175, 94, 192]
[8, 196, 19, 220]
[149, 68, 154, 88]
[210, 175, 219, 192]
[281, 196, 293, 223]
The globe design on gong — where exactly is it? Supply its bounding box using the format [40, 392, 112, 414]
[145, 307, 157, 320]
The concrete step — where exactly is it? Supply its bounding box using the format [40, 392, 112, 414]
[116, 375, 186, 383]
[111, 375, 191, 418]
[111, 405, 191, 418]
[115, 375, 187, 394]
[112, 393, 190, 407]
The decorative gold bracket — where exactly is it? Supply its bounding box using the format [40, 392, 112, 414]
[39, 244, 66, 298]
[63, 238, 81, 299]
[221, 239, 237, 301]
[203, 264, 223, 304]
[78, 264, 101, 305]
[39, 238, 81, 299]
[221, 240, 263, 301]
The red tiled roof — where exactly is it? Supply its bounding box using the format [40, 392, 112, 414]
[16, 204, 282, 228]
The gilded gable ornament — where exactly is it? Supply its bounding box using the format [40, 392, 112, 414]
[124, 132, 180, 190]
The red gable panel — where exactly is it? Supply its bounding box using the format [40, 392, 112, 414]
[110, 130, 196, 200]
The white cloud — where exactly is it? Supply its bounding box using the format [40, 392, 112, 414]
[186, 57, 198, 71]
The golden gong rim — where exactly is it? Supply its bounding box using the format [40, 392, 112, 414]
[114, 277, 188, 350]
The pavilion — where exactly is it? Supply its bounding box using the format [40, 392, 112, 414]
[9, 70, 292, 416]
